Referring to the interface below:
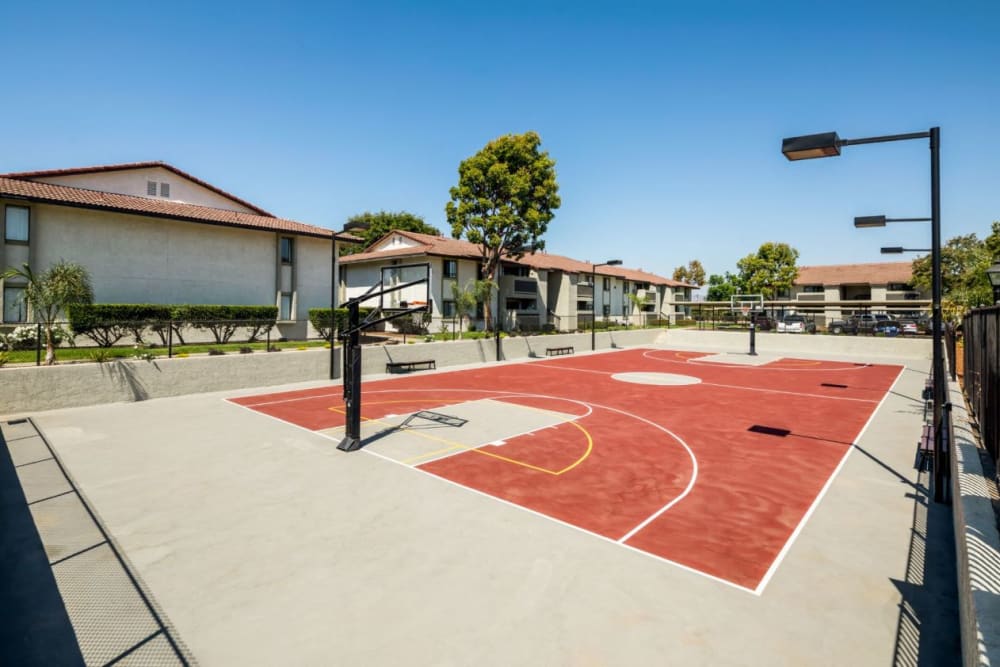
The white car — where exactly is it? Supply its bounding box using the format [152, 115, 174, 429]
[777, 315, 807, 333]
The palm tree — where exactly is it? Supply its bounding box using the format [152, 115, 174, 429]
[1, 261, 94, 365]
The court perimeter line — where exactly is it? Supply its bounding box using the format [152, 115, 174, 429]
[700, 382, 880, 404]
[642, 349, 872, 372]
[358, 445, 752, 594]
[751, 364, 907, 596]
[222, 387, 724, 595]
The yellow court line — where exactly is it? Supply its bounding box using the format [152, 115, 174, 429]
[773, 359, 822, 367]
[328, 403, 594, 475]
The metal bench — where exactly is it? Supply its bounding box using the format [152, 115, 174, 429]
[917, 422, 934, 471]
[386, 360, 436, 374]
[545, 346, 574, 356]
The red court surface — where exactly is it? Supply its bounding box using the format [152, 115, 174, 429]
[229, 348, 903, 593]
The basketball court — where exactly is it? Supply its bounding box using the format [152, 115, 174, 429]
[4, 340, 950, 665]
[230, 347, 901, 593]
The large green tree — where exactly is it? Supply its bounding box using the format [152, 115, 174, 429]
[445, 131, 560, 329]
[911, 224, 1000, 314]
[2, 261, 94, 365]
[735, 242, 799, 299]
[672, 259, 706, 286]
[706, 273, 741, 302]
[342, 211, 440, 254]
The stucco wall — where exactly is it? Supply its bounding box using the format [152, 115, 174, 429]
[33, 204, 277, 305]
[34, 167, 258, 213]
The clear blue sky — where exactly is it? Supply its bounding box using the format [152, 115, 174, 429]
[5, 0, 998, 282]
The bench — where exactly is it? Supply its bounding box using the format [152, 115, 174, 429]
[917, 423, 934, 471]
[386, 360, 435, 374]
[545, 346, 574, 356]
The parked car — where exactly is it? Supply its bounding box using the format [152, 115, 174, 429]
[777, 315, 815, 334]
[750, 311, 774, 331]
[828, 313, 898, 335]
[898, 319, 920, 336]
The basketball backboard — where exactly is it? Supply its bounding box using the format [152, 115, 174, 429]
[380, 263, 431, 313]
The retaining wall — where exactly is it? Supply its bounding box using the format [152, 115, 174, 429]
[950, 381, 1000, 667]
[662, 328, 932, 359]
[0, 329, 660, 415]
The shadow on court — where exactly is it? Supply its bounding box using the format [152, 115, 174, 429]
[0, 430, 84, 667]
[890, 474, 960, 667]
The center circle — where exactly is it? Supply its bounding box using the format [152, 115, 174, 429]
[611, 372, 701, 386]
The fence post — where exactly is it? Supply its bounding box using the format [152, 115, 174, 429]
[167, 320, 173, 358]
[266, 327, 270, 352]
[35, 322, 42, 366]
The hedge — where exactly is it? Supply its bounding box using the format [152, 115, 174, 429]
[68, 304, 173, 347]
[68, 304, 279, 347]
[309, 307, 373, 339]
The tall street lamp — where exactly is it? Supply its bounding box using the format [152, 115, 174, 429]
[881, 247, 932, 254]
[987, 257, 1000, 304]
[592, 259, 622, 350]
[782, 127, 946, 502]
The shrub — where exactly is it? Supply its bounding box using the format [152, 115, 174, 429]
[207, 348, 225, 356]
[172, 305, 277, 344]
[0, 351, 8, 367]
[309, 307, 374, 339]
[239, 346, 254, 354]
[2, 324, 69, 351]
[68, 304, 173, 347]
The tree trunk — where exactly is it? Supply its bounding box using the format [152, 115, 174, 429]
[44, 327, 55, 365]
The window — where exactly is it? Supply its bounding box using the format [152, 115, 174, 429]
[443, 260, 458, 279]
[505, 298, 535, 311]
[888, 283, 914, 291]
[503, 265, 530, 277]
[602, 277, 610, 291]
[442, 300, 456, 317]
[160, 182, 170, 198]
[147, 181, 158, 196]
[602, 304, 611, 317]
[280, 237, 294, 264]
[513, 279, 536, 294]
[577, 300, 590, 312]
[279, 293, 293, 320]
[4, 206, 29, 243]
[802, 285, 824, 293]
[3, 285, 26, 323]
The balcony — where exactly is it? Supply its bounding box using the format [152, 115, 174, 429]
[577, 284, 594, 299]
[501, 275, 538, 296]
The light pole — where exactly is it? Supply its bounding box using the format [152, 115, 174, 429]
[987, 257, 1000, 304]
[592, 259, 622, 350]
[783, 127, 946, 502]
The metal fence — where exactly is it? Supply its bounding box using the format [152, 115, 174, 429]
[963, 305, 999, 467]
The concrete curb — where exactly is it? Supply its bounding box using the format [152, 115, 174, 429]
[949, 381, 1000, 667]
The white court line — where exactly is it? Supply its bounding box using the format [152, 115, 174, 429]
[750, 365, 907, 595]
[642, 349, 873, 372]
[223, 390, 751, 592]
[700, 382, 880, 404]
[533, 360, 880, 404]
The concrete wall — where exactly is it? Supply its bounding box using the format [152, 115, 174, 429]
[949, 381, 1000, 667]
[0, 328, 661, 415]
[32, 204, 276, 305]
[662, 328, 932, 359]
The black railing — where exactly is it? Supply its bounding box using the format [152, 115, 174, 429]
[963, 305, 999, 468]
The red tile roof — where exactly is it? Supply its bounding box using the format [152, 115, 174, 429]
[341, 229, 691, 286]
[795, 262, 914, 286]
[1, 161, 273, 216]
[0, 176, 343, 240]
